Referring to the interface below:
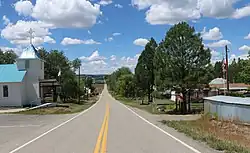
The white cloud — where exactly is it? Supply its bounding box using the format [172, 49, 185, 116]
[244, 33, 250, 39]
[239, 45, 250, 51]
[14, 0, 34, 16]
[44, 36, 56, 44]
[1, 20, 53, 46]
[133, 38, 149, 46]
[232, 5, 250, 19]
[2, 15, 10, 25]
[132, 0, 250, 25]
[88, 30, 91, 35]
[199, 0, 235, 18]
[112, 32, 121, 36]
[201, 27, 223, 40]
[211, 49, 222, 63]
[105, 37, 113, 42]
[0, 46, 23, 56]
[32, 0, 101, 28]
[110, 55, 116, 61]
[229, 53, 248, 62]
[79, 51, 140, 74]
[145, 2, 201, 25]
[61, 37, 101, 45]
[80, 50, 106, 61]
[206, 40, 231, 48]
[99, 0, 113, 6]
[115, 4, 123, 8]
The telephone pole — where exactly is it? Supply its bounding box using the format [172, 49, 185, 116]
[225, 45, 229, 92]
[78, 67, 81, 103]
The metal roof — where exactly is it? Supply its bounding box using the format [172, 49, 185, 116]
[209, 78, 226, 85]
[0, 64, 26, 83]
[204, 96, 250, 105]
[18, 44, 40, 59]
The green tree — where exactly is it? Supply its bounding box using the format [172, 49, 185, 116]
[106, 67, 133, 96]
[117, 74, 135, 98]
[0, 49, 17, 64]
[239, 55, 250, 84]
[72, 58, 81, 72]
[72, 58, 82, 102]
[154, 41, 173, 91]
[214, 61, 223, 78]
[159, 22, 211, 113]
[37, 49, 81, 102]
[135, 38, 157, 103]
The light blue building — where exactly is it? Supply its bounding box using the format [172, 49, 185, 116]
[204, 96, 250, 123]
[0, 44, 44, 106]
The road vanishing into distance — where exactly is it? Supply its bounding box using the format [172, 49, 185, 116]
[0, 85, 217, 153]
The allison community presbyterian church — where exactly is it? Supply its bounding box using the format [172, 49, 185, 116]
[0, 44, 44, 106]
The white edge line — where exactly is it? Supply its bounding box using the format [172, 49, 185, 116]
[117, 100, 201, 153]
[9, 90, 104, 153]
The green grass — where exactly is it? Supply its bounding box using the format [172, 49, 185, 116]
[161, 119, 250, 153]
[116, 96, 170, 114]
[15, 102, 94, 115]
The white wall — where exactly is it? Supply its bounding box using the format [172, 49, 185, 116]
[23, 59, 43, 105]
[0, 83, 22, 106]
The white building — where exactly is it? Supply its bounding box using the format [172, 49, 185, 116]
[0, 44, 44, 106]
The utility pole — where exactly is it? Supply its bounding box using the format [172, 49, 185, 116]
[225, 45, 229, 93]
[78, 67, 81, 103]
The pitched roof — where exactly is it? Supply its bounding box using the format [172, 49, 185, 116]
[209, 83, 250, 89]
[209, 78, 226, 85]
[0, 64, 26, 83]
[18, 44, 40, 59]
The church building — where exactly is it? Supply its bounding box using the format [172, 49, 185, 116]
[0, 44, 44, 106]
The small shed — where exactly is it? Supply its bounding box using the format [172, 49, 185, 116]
[204, 96, 250, 123]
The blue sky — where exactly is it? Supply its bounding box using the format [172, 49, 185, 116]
[1, 0, 250, 74]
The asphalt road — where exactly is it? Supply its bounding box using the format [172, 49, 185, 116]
[0, 85, 217, 153]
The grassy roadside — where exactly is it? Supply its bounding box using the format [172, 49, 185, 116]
[15, 96, 99, 115]
[15, 103, 94, 115]
[161, 116, 250, 153]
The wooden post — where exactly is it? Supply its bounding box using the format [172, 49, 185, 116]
[78, 67, 81, 103]
[225, 45, 229, 93]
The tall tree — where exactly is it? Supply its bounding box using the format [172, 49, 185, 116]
[214, 61, 223, 78]
[0, 49, 17, 64]
[135, 38, 157, 103]
[72, 58, 81, 102]
[159, 22, 211, 113]
[72, 58, 81, 72]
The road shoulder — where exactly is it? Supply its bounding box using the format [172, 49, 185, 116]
[118, 101, 220, 153]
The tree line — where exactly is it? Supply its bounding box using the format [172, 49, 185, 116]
[214, 58, 250, 84]
[106, 22, 250, 113]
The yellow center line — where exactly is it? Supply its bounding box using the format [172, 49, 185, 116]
[93, 103, 110, 153]
[100, 104, 109, 153]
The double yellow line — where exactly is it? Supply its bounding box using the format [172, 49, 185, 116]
[94, 103, 110, 153]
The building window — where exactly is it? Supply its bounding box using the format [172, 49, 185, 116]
[41, 61, 43, 70]
[3, 85, 8, 97]
[25, 60, 30, 69]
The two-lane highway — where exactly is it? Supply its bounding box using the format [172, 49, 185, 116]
[2, 85, 216, 153]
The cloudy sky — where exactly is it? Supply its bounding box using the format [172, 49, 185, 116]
[0, 0, 250, 74]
